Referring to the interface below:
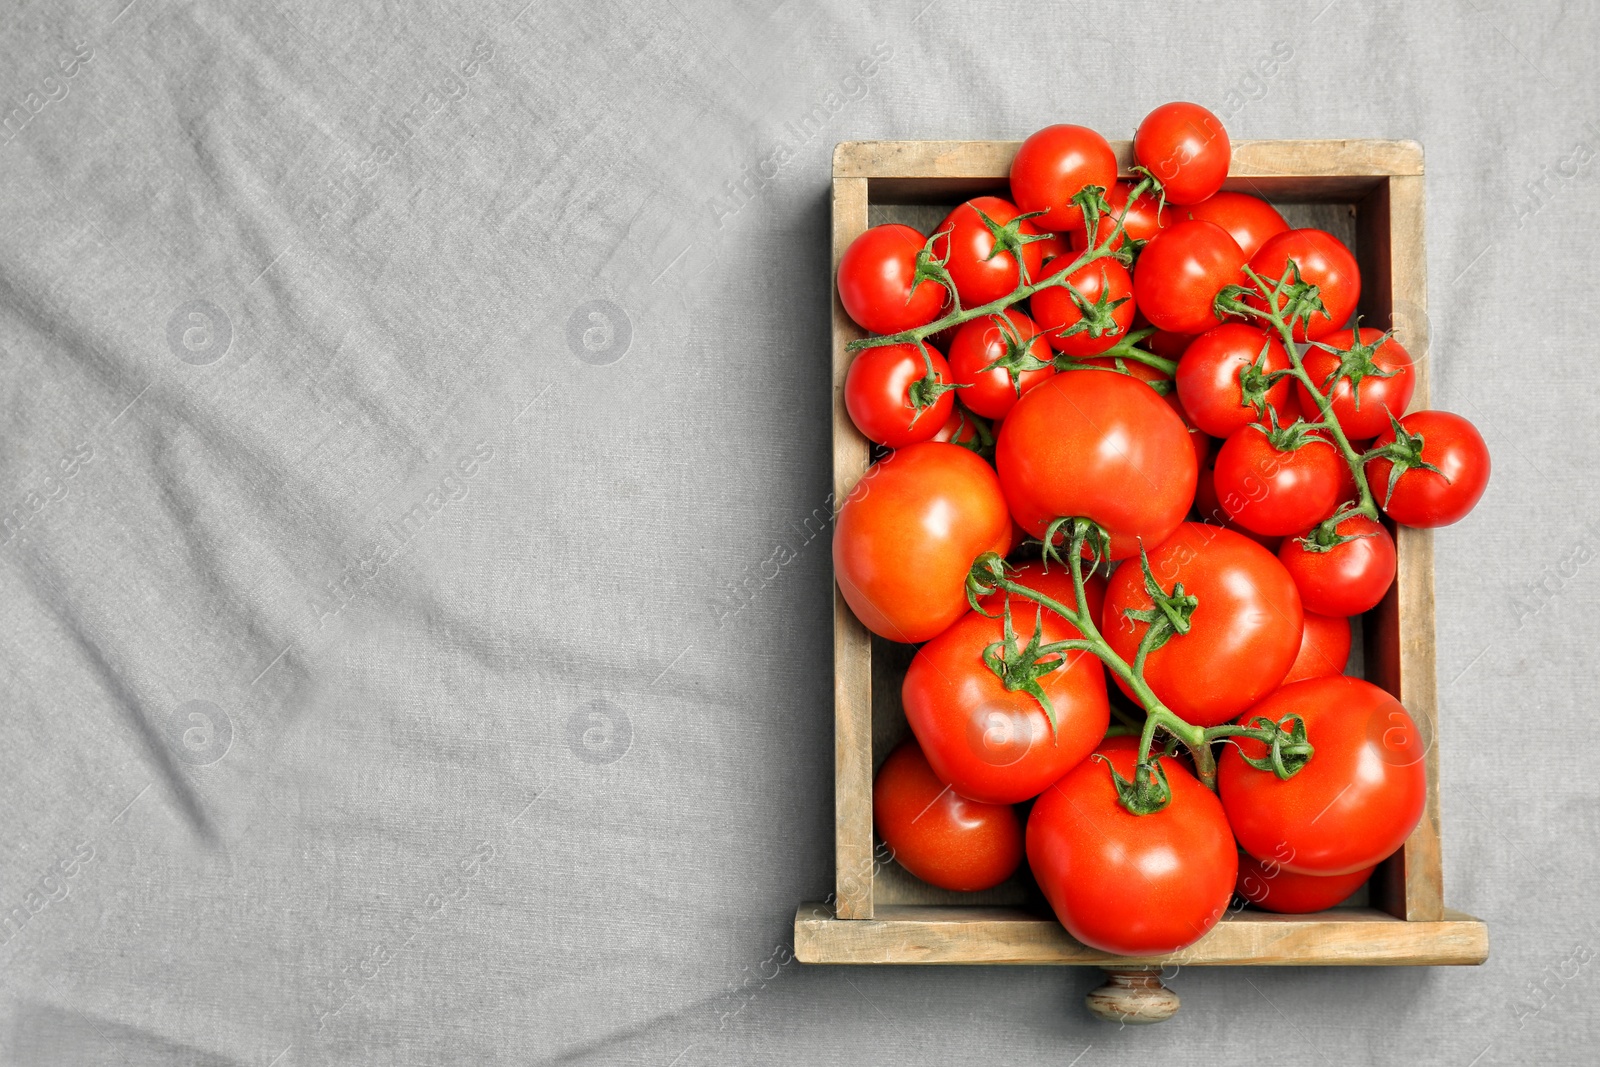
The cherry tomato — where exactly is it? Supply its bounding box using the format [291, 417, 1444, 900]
[1134, 102, 1230, 205]
[1027, 740, 1237, 954]
[844, 343, 955, 449]
[1280, 611, 1352, 685]
[946, 309, 1054, 420]
[837, 223, 948, 335]
[1235, 851, 1373, 914]
[1070, 180, 1173, 252]
[1366, 411, 1491, 528]
[1031, 258, 1136, 357]
[1220, 676, 1427, 876]
[1009, 124, 1119, 234]
[873, 739, 1022, 892]
[1133, 220, 1246, 335]
[1175, 323, 1294, 438]
[1278, 514, 1396, 617]
[902, 607, 1109, 804]
[978, 559, 1107, 630]
[996, 370, 1197, 560]
[1182, 191, 1288, 258]
[1298, 328, 1417, 440]
[1212, 428, 1344, 536]
[833, 443, 1012, 643]
[1102, 522, 1302, 727]
[1245, 229, 1360, 342]
[934, 196, 1047, 307]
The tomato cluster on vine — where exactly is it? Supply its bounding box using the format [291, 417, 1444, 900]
[833, 102, 1491, 957]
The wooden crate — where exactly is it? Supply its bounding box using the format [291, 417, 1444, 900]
[797, 140, 1488, 1000]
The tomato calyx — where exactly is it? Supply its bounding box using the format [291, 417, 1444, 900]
[1238, 341, 1288, 416]
[1120, 542, 1199, 658]
[1364, 411, 1446, 507]
[973, 205, 1053, 283]
[904, 339, 966, 417]
[1096, 751, 1173, 815]
[1295, 514, 1381, 555]
[1217, 261, 1329, 339]
[1223, 714, 1314, 779]
[1041, 266, 1131, 348]
[980, 602, 1070, 733]
[978, 313, 1055, 391]
[1307, 321, 1401, 408]
[1253, 407, 1329, 453]
[912, 228, 960, 313]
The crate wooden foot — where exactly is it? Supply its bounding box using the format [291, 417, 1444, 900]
[1085, 968, 1179, 1025]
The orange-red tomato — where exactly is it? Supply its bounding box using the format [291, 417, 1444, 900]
[873, 740, 1022, 892]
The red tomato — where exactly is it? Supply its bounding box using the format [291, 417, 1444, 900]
[996, 370, 1198, 560]
[837, 223, 949, 335]
[1133, 220, 1246, 335]
[1245, 229, 1360, 342]
[1032, 232, 1071, 261]
[1009, 124, 1119, 234]
[1175, 323, 1294, 438]
[902, 608, 1109, 804]
[844, 343, 955, 449]
[1182, 191, 1288, 259]
[1366, 411, 1491, 528]
[1298, 328, 1417, 440]
[931, 404, 989, 450]
[1031, 258, 1136, 357]
[1027, 740, 1237, 954]
[1220, 676, 1427, 876]
[1133, 102, 1231, 205]
[833, 443, 1012, 643]
[873, 740, 1022, 892]
[1235, 852, 1372, 914]
[978, 559, 1107, 630]
[1070, 180, 1173, 252]
[1280, 611, 1352, 685]
[1102, 523, 1302, 727]
[1212, 428, 1344, 536]
[946, 309, 1055, 420]
[1278, 514, 1397, 617]
[1193, 455, 1282, 553]
[934, 196, 1047, 307]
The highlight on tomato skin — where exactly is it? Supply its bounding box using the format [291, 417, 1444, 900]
[873, 739, 1023, 893]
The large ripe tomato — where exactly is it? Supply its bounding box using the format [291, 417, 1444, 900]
[844, 343, 955, 448]
[933, 196, 1047, 307]
[996, 369, 1197, 560]
[1181, 191, 1288, 258]
[1278, 514, 1396, 617]
[1070, 180, 1173, 252]
[1245, 229, 1360, 342]
[1366, 411, 1491, 528]
[873, 739, 1022, 892]
[1009, 124, 1119, 234]
[978, 559, 1107, 631]
[902, 607, 1108, 804]
[837, 223, 949, 335]
[1175, 323, 1294, 438]
[946, 309, 1054, 420]
[1235, 852, 1373, 914]
[1030, 258, 1136, 357]
[1212, 428, 1344, 536]
[1133, 101, 1231, 205]
[1027, 740, 1237, 954]
[833, 443, 1012, 643]
[1298, 328, 1417, 440]
[1133, 220, 1246, 335]
[1280, 611, 1352, 685]
[1102, 522, 1302, 727]
[1220, 676, 1427, 876]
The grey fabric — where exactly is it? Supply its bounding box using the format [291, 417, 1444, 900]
[0, 1, 1593, 1064]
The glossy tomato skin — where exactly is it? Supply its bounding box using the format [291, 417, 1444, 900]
[996, 369, 1198, 560]
[1246, 229, 1360, 342]
[902, 608, 1108, 804]
[1071, 180, 1173, 252]
[1235, 852, 1373, 914]
[946, 309, 1054, 420]
[844, 343, 955, 448]
[1182, 191, 1288, 258]
[1027, 741, 1237, 954]
[1133, 220, 1246, 335]
[1212, 429, 1344, 536]
[1220, 676, 1427, 876]
[1280, 611, 1352, 685]
[1010, 124, 1119, 234]
[833, 443, 1012, 643]
[978, 559, 1107, 630]
[1031, 258, 1136, 357]
[873, 740, 1022, 892]
[934, 196, 1047, 307]
[1298, 328, 1416, 440]
[1279, 515, 1396, 617]
[1133, 102, 1231, 205]
[837, 224, 949, 335]
[1175, 323, 1294, 438]
[1193, 455, 1282, 553]
[1102, 523, 1303, 727]
[1366, 411, 1491, 528]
